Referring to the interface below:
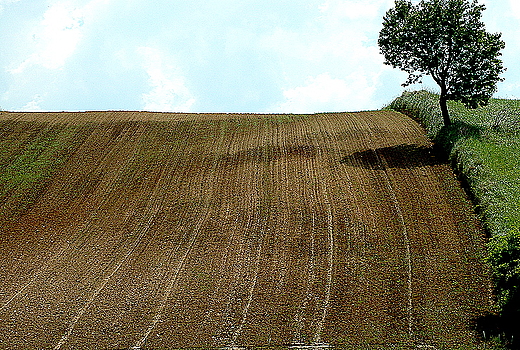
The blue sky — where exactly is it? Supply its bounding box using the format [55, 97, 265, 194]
[0, 0, 518, 113]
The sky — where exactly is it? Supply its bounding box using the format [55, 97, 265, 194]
[0, 0, 519, 113]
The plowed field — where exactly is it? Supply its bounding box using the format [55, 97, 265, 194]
[0, 111, 491, 349]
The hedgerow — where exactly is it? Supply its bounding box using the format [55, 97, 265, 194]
[387, 90, 520, 347]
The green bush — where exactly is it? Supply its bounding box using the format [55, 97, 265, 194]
[488, 228, 520, 313]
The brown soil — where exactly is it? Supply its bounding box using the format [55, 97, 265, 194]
[0, 111, 491, 349]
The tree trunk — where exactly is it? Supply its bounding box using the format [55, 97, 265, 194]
[439, 92, 451, 126]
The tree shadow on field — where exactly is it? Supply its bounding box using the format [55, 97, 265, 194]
[340, 144, 448, 169]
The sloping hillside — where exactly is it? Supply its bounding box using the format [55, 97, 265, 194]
[0, 111, 490, 349]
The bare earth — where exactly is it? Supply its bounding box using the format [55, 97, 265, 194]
[0, 111, 491, 349]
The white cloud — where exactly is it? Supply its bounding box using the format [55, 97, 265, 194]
[8, 0, 109, 74]
[260, 15, 381, 72]
[263, 0, 391, 113]
[273, 72, 378, 113]
[138, 47, 195, 112]
[510, 0, 520, 18]
[20, 95, 44, 111]
[264, 1, 384, 59]
[9, 3, 84, 73]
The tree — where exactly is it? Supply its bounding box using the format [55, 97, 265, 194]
[378, 0, 506, 126]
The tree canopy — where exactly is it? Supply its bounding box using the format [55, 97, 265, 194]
[378, 0, 506, 126]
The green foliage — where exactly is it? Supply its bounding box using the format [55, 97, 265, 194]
[379, 0, 506, 125]
[488, 229, 520, 313]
